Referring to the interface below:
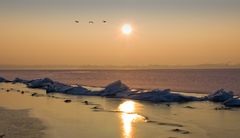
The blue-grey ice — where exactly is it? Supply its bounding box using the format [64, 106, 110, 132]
[0, 76, 239, 107]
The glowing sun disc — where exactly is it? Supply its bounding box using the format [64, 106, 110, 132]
[122, 24, 132, 35]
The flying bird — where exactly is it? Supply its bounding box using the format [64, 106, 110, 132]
[89, 21, 94, 24]
[102, 20, 107, 23]
[75, 20, 79, 23]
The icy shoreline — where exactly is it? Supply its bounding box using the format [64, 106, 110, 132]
[0, 76, 239, 107]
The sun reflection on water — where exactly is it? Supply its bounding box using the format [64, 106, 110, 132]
[118, 101, 144, 138]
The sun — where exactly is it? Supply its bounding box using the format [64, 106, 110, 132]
[122, 24, 132, 35]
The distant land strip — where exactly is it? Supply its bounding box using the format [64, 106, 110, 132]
[0, 64, 240, 70]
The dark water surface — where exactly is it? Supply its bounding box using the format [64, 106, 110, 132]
[0, 69, 240, 94]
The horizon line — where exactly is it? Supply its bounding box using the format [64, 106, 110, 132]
[0, 64, 240, 70]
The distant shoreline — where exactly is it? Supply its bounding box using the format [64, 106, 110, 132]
[0, 64, 240, 70]
[0, 68, 240, 71]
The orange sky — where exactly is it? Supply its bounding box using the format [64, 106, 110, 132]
[0, 0, 240, 67]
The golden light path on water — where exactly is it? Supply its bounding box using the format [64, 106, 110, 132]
[118, 101, 145, 138]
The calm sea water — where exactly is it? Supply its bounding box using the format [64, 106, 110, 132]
[0, 69, 240, 94]
[1, 83, 240, 138]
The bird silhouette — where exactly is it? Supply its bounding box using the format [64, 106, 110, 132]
[89, 21, 94, 24]
[75, 20, 79, 23]
[102, 20, 107, 23]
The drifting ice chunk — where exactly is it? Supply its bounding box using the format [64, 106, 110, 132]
[64, 87, 90, 95]
[207, 89, 234, 102]
[27, 78, 90, 95]
[100, 80, 130, 97]
[12, 78, 30, 84]
[224, 98, 240, 107]
[27, 78, 54, 89]
[0, 77, 9, 82]
[46, 82, 72, 93]
[129, 89, 200, 103]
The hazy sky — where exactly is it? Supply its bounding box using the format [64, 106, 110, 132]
[0, 0, 240, 66]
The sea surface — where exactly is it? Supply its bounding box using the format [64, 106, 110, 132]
[0, 83, 240, 138]
[0, 69, 240, 94]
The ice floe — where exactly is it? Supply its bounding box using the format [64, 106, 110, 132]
[0, 76, 239, 106]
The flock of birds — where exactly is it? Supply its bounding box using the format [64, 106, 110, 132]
[74, 20, 107, 24]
